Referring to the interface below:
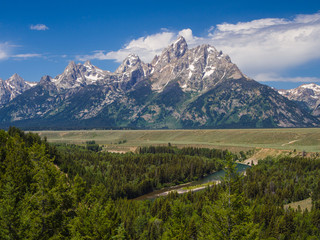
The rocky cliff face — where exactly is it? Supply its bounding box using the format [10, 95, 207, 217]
[46, 60, 111, 90]
[150, 36, 245, 92]
[278, 83, 320, 116]
[0, 74, 36, 105]
[0, 36, 318, 129]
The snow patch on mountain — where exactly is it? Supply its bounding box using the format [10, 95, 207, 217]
[278, 83, 320, 116]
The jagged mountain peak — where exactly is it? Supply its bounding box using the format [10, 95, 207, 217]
[10, 73, 21, 78]
[68, 60, 76, 66]
[172, 35, 188, 53]
[48, 60, 111, 90]
[64, 61, 77, 72]
[83, 60, 93, 67]
[40, 75, 53, 84]
[0, 73, 35, 104]
[155, 36, 188, 65]
[5, 73, 37, 88]
[115, 54, 143, 74]
[172, 36, 188, 55]
[82, 60, 107, 73]
[114, 54, 152, 90]
[7, 73, 24, 83]
[6, 73, 28, 89]
[150, 37, 245, 92]
[125, 53, 140, 62]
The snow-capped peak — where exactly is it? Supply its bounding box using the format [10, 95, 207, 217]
[207, 46, 217, 54]
[150, 36, 244, 92]
[280, 83, 320, 96]
[150, 36, 188, 71]
[5, 73, 37, 88]
[115, 54, 144, 74]
[83, 60, 94, 68]
[123, 54, 141, 67]
[48, 60, 111, 90]
[300, 83, 320, 92]
[278, 83, 320, 116]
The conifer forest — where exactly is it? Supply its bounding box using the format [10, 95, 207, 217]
[1, 127, 320, 239]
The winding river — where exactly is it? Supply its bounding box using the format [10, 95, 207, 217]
[134, 163, 250, 200]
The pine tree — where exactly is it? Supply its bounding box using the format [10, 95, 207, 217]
[200, 153, 260, 239]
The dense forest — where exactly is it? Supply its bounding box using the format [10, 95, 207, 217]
[54, 144, 226, 199]
[1, 127, 320, 239]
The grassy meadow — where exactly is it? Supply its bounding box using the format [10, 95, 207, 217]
[34, 128, 320, 153]
[285, 198, 313, 212]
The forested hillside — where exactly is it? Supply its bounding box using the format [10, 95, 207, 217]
[1, 127, 320, 239]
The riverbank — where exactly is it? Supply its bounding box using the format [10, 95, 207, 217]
[134, 163, 249, 200]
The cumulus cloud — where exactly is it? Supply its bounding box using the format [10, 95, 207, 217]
[30, 24, 49, 31]
[77, 29, 208, 63]
[210, 13, 320, 75]
[78, 31, 177, 62]
[79, 12, 320, 82]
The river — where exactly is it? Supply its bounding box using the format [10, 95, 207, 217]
[134, 163, 250, 200]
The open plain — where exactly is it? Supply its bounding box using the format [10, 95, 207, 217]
[34, 128, 320, 154]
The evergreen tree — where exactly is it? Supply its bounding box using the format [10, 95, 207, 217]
[200, 153, 260, 239]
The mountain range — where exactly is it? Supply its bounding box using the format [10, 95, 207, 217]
[278, 84, 320, 117]
[0, 36, 319, 130]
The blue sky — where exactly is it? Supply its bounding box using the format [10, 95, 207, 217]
[0, 0, 320, 89]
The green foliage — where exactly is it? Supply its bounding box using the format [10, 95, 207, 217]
[200, 153, 260, 239]
[85, 140, 102, 152]
[56, 144, 224, 199]
[70, 200, 120, 239]
[1, 127, 320, 239]
[244, 156, 320, 204]
[138, 145, 231, 159]
[0, 129, 74, 239]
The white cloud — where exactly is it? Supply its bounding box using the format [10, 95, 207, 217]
[0, 42, 44, 61]
[13, 53, 42, 59]
[210, 13, 320, 75]
[77, 29, 208, 63]
[254, 73, 320, 83]
[78, 31, 177, 62]
[79, 12, 320, 82]
[214, 18, 289, 34]
[0, 42, 10, 60]
[30, 24, 49, 31]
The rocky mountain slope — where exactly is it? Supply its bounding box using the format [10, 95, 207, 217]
[278, 83, 320, 116]
[0, 37, 318, 129]
[0, 74, 36, 105]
